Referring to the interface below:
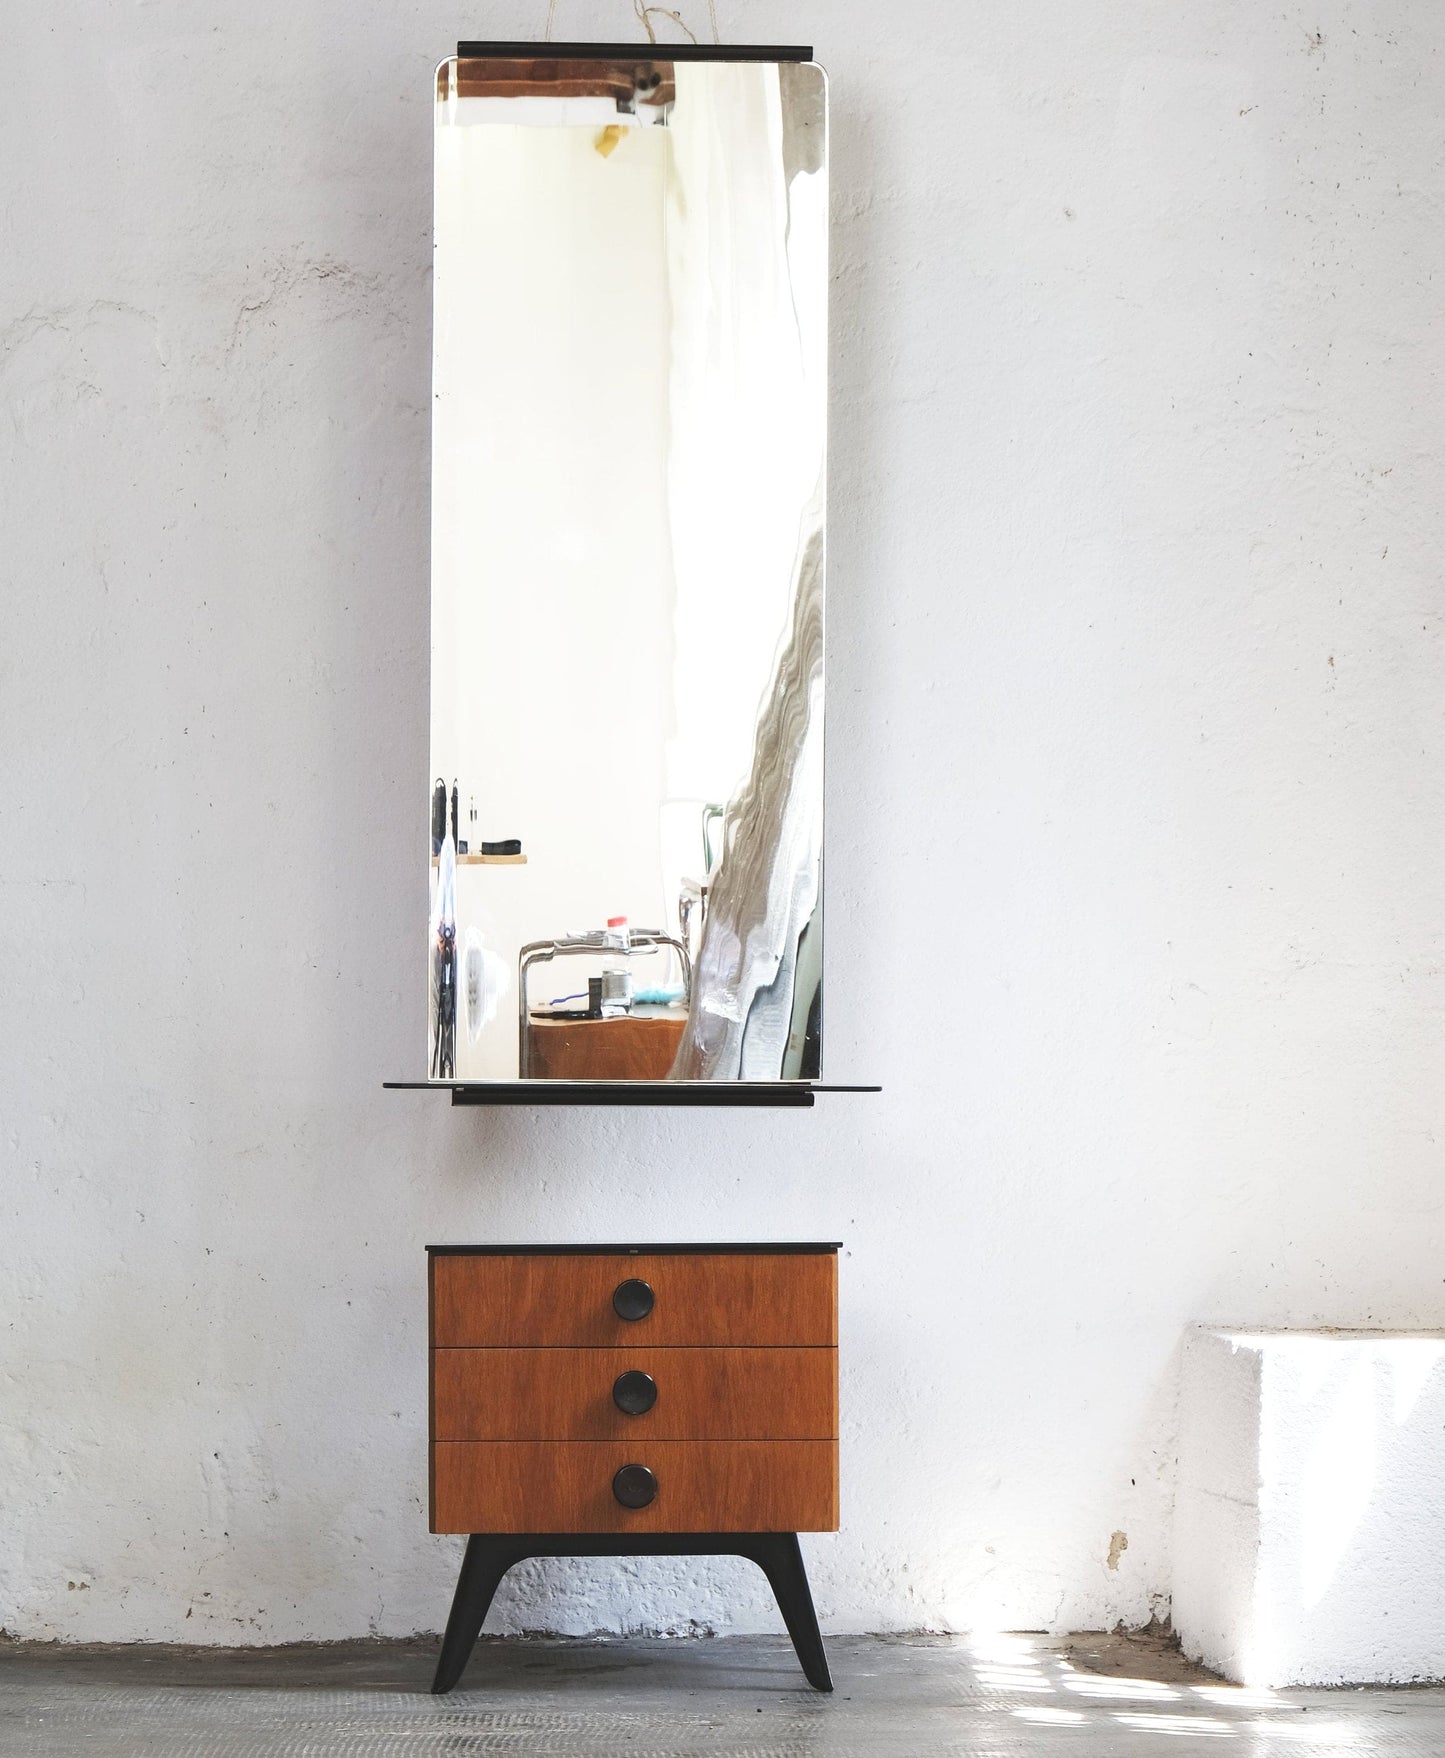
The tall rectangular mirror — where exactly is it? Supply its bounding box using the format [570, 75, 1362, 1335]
[428, 46, 828, 1086]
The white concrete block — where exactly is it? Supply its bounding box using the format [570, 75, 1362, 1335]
[1174, 1330, 1445, 1686]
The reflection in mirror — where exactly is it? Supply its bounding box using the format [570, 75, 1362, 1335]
[429, 50, 828, 1083]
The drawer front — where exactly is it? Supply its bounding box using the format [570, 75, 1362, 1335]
[431, 1252, 837, 1348]
[431, 1439, 838, 1534]
[432, 1347, 838, 1442]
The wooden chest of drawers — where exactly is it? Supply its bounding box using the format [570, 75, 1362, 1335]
[426, 1242, 840, 1692]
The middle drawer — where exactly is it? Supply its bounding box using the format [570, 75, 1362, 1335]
[432, 1346, 837, 1443]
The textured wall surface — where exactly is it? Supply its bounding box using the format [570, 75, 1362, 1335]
[3, 0, 1444, 1644]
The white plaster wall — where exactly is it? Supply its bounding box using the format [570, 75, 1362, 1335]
[2, 0, 1444, 1644]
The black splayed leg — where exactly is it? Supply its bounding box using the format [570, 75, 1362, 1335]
[747, 1532, 834, 1692]
[431, 1532, 832, 1693]
[431, 1535, 520, 1693]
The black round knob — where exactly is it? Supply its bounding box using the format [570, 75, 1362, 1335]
[612, 1278, 654, 1322]
[612, 1463, 658, 1509]
[612, 1370, 657, 1415]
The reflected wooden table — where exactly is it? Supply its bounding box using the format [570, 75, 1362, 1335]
[526, 1009, 687, 1081]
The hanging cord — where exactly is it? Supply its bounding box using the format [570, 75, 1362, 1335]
[545, 0, 715, 48]
[633, 0, 698, 43]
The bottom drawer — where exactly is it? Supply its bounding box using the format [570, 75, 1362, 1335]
[431, 1439, 838, 1535]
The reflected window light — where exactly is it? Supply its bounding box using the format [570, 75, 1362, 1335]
[1236, 1719, 1359, 1743]
[1114, 1711, 1236, 1738]
[1191, 1686, 1284, 1708]
[975, 1668, 1055, 1693]
[1061, 1675, 1180, 1700]
[970, 1634, 1046, 1663]
[1014, 1706, 1088, 1725]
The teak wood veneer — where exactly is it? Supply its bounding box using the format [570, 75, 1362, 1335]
[431, 1248, 837, 1349]
[426, 1243, 840, 1692]
[433, 1439, 837, 1533]
[433, 1346, 837, 1443]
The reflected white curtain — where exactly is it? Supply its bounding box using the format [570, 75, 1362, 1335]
[665, 64, 828, 1079]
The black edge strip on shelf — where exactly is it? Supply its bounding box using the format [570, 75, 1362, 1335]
[426, 1242, 842, 1255]
[456, 42, 814, 62]
[382, 1081, 878, 1108]
[452, 1083, 810, 1107]
[380, 1083, 874, 1090]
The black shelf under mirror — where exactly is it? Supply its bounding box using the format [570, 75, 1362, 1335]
[383, 1082, 880, 1109]
[456, 42, 815, 62]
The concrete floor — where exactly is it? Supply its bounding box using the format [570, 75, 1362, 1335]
[2, 1631, 1443, 1757]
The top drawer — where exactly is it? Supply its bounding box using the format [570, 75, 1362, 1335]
[430, 1250, 837, 1348]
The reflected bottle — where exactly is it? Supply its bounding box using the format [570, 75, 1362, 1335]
[601, 916, 633, 1016]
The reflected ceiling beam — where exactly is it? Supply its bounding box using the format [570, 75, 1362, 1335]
[451, 58, 676, 107]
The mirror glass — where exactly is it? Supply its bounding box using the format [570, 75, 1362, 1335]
[428, 51, 828, 1083]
